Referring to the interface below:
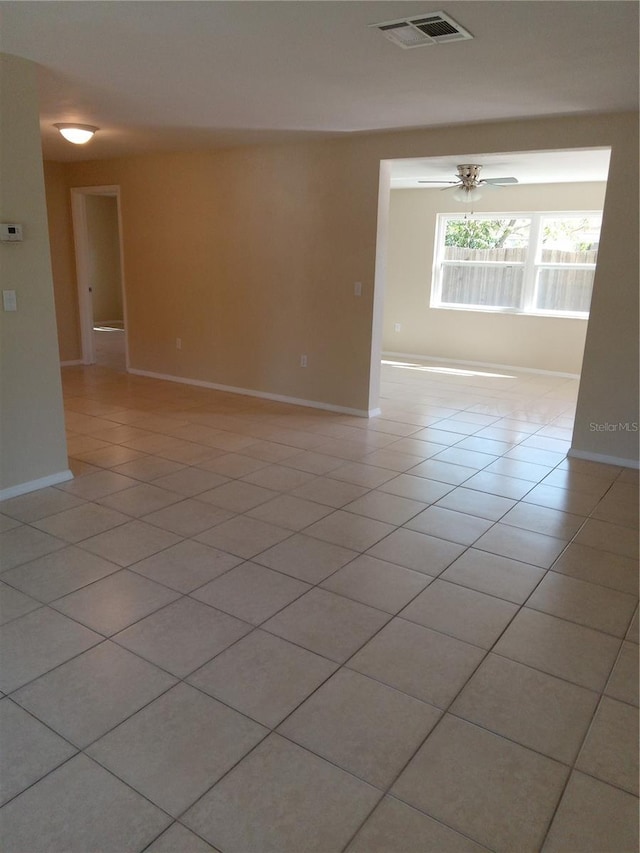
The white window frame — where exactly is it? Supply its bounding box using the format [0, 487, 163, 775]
[430, 210, 601, 319]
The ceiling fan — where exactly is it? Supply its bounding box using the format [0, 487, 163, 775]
[418, 164, 518, 202]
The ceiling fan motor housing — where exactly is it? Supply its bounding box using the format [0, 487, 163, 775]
[457, 164, 482, 186]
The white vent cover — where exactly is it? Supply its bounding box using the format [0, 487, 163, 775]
[371, 11, 473, 49]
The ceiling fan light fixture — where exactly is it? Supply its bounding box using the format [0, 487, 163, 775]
[453, 185, 481, 203]
[54, 123, 99, 144]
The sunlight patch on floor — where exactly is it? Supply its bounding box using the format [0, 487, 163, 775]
[381, 360, 516, 380]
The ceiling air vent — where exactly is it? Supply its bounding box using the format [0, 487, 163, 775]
[371, 11, 473, 49]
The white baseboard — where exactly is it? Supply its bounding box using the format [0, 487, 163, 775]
[128, 368, 374, 417]
[382, 351, 580, 380]
[60, 360, 83, 367]
[567, 448, 639, 470]
[0, 469, 74, 501]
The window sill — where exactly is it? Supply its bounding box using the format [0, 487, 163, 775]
[430, 304, 590, 320]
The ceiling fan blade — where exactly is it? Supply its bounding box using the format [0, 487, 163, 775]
[481, 177, 519, 185]
[418, 180, 458, 184]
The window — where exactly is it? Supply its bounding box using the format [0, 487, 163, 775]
[431, 212, 602, 317]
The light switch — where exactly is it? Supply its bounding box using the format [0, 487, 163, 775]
[3, 290, 17, 311]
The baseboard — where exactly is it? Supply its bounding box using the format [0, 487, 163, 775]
[128, 368, 373, 417]
[567, 448, 639, 470]
[60, 360, 83, 367]
[382, 351, 580, 380]
[0, 469, 74, 501]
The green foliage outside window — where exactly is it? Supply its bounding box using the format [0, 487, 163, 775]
[444, 219, 527, 249]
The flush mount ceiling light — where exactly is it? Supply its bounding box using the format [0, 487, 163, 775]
[54, 123, 99, 144]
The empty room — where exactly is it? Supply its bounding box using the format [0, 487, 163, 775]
[0, 3, 638, 852]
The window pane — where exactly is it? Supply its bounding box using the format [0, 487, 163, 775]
[441, 264, 524, 309]
[535, 268, 594, 313]
[540, 216, 601, 263]
[444, 218, 530, 262]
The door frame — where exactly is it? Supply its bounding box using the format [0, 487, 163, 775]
[71, 185, 129, 369]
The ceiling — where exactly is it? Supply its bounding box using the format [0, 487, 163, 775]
[1, 1, 638, 163]
[389, 148, 612, 188]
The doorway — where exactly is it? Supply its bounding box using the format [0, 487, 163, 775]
[71, 186, 128, 370]
[370, 148, 611, 411]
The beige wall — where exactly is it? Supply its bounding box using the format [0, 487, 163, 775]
[384, 182, 606, 374]
[57, 144, 380, 412]
[45, 110, 638, 460]
[85, 195, 123, 324]
[43, 161, 81, 362]
[572, 133, 639, 464]
[0, 55, 69, 494]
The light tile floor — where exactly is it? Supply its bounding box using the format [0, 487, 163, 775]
[0, 358, 638, 852]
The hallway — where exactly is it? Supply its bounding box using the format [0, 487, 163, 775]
[93, 325, 126, 372]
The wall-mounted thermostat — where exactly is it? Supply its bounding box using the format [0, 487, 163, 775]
[1, 224, 23, 242]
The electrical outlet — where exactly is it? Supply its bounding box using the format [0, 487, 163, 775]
[354, 281, 362, 297]
[300, 354, 308, 368]
[176, 337, 182, 350]
[394, 323, 401, 332]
